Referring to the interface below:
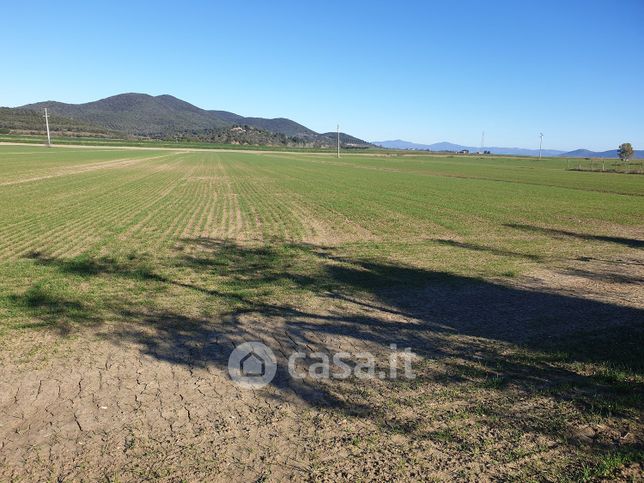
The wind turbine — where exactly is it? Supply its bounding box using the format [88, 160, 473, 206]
[538, 132, 544, 160]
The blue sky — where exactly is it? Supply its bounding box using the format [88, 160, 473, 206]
[2, 0, 643, 151]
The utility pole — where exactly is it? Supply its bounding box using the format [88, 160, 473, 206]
[538, 132, 543, 160]
[336, 124, 340, 158]
[43, 108, 52, 147]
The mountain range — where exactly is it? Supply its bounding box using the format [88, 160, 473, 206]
[2, 95, 640, 157]
[1, 93, 371, 148]
[372, 139, 643, 159]
[372, 140, 565, 157]
[558, 148, 644, 159]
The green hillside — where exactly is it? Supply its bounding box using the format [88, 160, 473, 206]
[15, 93, 372, 147]
[0, 107, 116, 137]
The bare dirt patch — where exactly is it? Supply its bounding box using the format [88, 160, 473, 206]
[0, 253, 641, 481]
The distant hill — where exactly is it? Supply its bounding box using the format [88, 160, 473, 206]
[6, 93, 371, 148]
[320, 132, 372, 148]
[559, 149, 644, 159]
[372, 139, 438, 150]
[0, 107, 117, 137]
[372, 139, 565, 157]
[21, 93, 223, 135]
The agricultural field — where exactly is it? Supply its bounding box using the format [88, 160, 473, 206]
[0, 144, 642, 481]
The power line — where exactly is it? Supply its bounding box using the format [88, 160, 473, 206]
[43, 108, 52, 147]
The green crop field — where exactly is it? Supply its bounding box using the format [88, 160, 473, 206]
[0, 144, 642, 481]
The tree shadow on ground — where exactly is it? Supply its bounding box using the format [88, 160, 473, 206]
[16, 240, 644, 453]
[505, 223, 644, 249]
[557, 266, 644, 285]
[433, 238, 542, 261]
[7, 281, 101, 335]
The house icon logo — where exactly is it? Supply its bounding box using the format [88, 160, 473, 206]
[240, 350, 265, 377]
[228, 341, 277, 389]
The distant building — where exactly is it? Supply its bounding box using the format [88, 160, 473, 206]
[458, 149, 469, 154]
